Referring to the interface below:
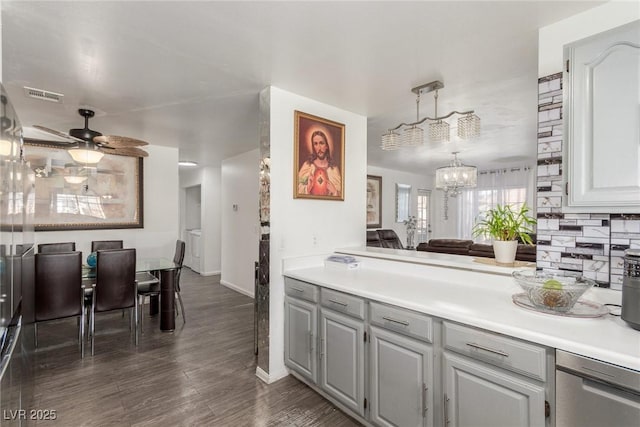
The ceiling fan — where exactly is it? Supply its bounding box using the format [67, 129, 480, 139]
[33, 108, 149, 163]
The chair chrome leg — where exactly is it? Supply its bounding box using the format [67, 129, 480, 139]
[134, 300, 139, 346]
[138, 295, 144, 333]
[34, 323, 38, 348]
[177, 292, 186, 323]
[80, 313, 85, 359]
[90, 307, 95, 356]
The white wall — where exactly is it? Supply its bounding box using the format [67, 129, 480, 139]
[0, 0, 3, 83]
[221, 148, 259, 297]
[35, 144, 180, 259]
[366, 165, 432, 243]
[179, 166, 222, 275]
[539, 1, 640, 77]
[184, 186, 201, 230]
[431, 192, 459, 239]
[268, 86, 367, 380]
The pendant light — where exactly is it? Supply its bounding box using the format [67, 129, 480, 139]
[381, 80, 481, 150]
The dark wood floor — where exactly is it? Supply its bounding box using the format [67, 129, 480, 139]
[29, 269, 360, 426]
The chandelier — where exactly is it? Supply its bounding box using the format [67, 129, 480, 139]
[435, 152, 478, 219]
[381, 80, 481, 150]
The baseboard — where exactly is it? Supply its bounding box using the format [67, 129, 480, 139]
[255, 366, 289, 384]
[220, 280, 254, 298]
[200, 270, 221, 276]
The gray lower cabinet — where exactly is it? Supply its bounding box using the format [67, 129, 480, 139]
[284, 296, 318, 383]
[443, 352, 546, 427]
[319, 307, 366, 417]
[283, 278, 553, 427]
[369, 325, 433, 427]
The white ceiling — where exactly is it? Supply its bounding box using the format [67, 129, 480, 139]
[2, 1, 603, 174]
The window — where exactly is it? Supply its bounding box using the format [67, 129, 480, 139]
[416, 189, 431, 243]
[395, 183, 411, 222]
[458, 167, 534, 240]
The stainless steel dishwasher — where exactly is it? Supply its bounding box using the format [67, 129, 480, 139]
[556, 350, 640, 427]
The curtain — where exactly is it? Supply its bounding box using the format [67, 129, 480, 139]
[458, 167, 535, 241]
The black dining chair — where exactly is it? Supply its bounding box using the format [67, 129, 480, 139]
[173, 240, 186, 323]
[90, 248, 138, 355]
[34, 251, 86, 357]
[136, 271, 160, 332]
[136, 239, 187, 329]
[91, 240, 123, 252]
[37, 242, 76, 253]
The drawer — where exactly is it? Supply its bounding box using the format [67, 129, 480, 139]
[443, 322, 547, 381]
[284, 277, 319, 303]
[320, 288, 365, 320]
[370, 301, 433, 343]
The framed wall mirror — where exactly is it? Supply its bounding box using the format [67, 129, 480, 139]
[395, 183, 411, 222]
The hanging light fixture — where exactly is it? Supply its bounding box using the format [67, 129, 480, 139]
[381, 80, 481, 149]
[435, 152, 478, 220]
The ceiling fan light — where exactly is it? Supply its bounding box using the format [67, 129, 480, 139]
[0, 139, 14, 157]
[458, 113, 481, 139]
[381, 130, 401, 150]
[64, 175, 88, 184]
[429, 120, 450, 143]
[68, 148, 104, 164]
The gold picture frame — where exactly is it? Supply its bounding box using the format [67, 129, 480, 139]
[24, 140, 143, 231]
[293, 111, 345, 200]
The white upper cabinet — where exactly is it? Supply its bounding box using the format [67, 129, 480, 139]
[564, 20, 640, 212]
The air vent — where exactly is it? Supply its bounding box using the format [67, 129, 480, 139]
[23, 86, 64, 103]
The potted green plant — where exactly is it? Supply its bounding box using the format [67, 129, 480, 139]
[472, 203, 536, 264]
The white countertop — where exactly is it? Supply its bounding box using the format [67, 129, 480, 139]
[336, 246, 535, 276]
[284, 256, 640, 372]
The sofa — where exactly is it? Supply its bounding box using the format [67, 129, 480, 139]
[416, 235, 536, 262]
[416, 239, 474, 256]
[366, 229, 404, 249]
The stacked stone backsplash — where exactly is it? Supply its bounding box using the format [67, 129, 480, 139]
[536, 72, 640, 290]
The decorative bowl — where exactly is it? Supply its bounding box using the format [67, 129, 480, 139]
[86, 252, 97, 268]
[512, 270, 596, 313]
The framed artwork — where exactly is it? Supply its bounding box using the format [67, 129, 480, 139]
[367, 175, 382, 228]
[23, 140, 143, 231]
[293, 110, 345, 200]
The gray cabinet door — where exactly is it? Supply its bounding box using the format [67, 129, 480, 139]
[319, 308, 365, 417]
[444, 353, 546, 427]
[285, 296, 317, 383]
[370, 326, 432, 427]
[564, 20, 640, 211]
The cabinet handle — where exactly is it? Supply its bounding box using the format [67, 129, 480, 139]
[466, 342, 509, 358]
[329, 299, 348, 307]
[309, 332, 313, 352]
[422, 383, 428, 417]
[291, 287, 304, 292]
[320, 337, 324, 359]
[382, 316, 410, 326]
[444, 393, 450, 425]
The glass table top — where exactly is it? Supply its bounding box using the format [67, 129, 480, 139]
[82, 257, 177, 279]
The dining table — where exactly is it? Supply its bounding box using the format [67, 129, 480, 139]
[82, 257, 179, 331]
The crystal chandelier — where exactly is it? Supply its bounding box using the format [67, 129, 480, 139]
[381, 80, 481, 150]
[435, 152, 478, 219]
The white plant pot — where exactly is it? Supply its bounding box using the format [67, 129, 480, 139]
[493, 240, 518, 265]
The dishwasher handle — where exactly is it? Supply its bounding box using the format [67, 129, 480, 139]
[556, 350, 640, 394]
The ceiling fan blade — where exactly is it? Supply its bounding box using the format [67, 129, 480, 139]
[99, 146, 149, 158]
[93, 135, 149, 147]
[23, 137, 79, 150]
[32, 125, 84, 143]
